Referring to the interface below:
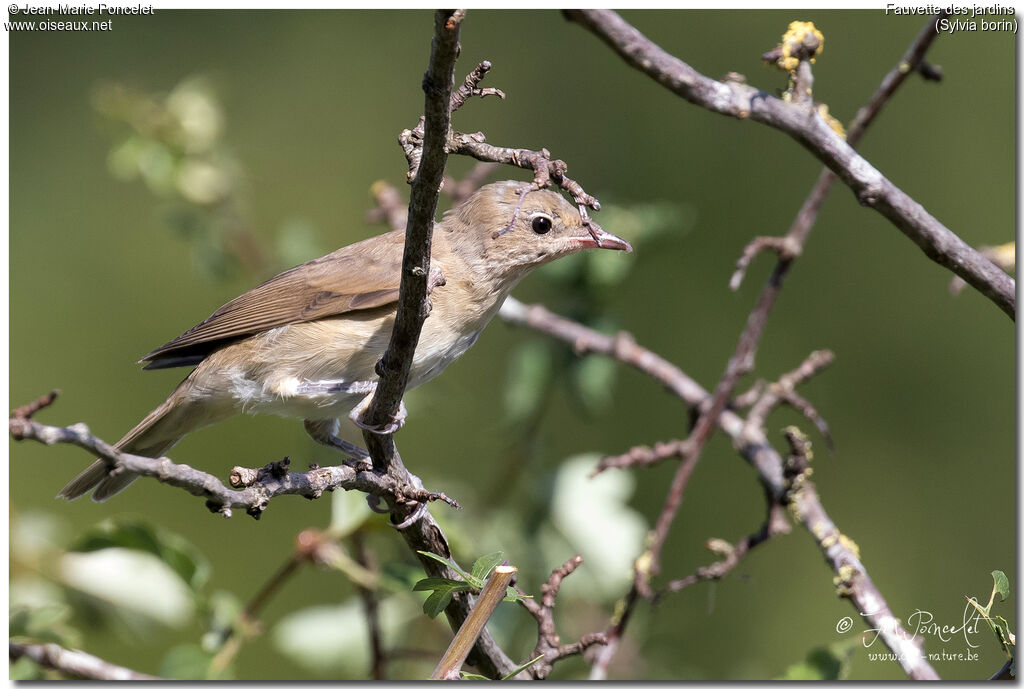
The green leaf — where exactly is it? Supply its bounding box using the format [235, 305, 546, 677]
[417, 550, 473, 583]
[422, 588, 456, 619]
[159, 644, 216, 680]
[274, 598, 417, 674]
[200, 590, 243, 653]
[503, 587, 532, 603]
[60, 548, 197, 627]
[470, 552, 506, 584]
[412, 577, 463, 592]
[776, 645, 852, 680]
[69, 519, 211, 593]
[548, 456, 647, 600]
[992, 570, 1011, 603]
[329, 488, 372, 536]
[413, 575, 473, 618]
[969, 570, 1016, 663]
[501, 654, 545, 680]
[10, 656, 44, 680]
[992, 615, 1014, 648]
[9, 604, 82, 648]
[457, 655, 545, 681]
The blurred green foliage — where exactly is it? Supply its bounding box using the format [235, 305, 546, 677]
[9, 9, 1014, 680]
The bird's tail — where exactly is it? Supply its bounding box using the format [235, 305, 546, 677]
[58, 379, 205, 502]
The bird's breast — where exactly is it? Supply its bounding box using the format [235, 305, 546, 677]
[407, 326, 483, 390]
[191, 284, 507, 422]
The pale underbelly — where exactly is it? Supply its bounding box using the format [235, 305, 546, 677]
[206, 326, 484, 421]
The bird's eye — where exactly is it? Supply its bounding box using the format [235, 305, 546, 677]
[531, 214, 553, 234]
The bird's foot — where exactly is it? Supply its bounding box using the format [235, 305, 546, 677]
[303, 419, 370, 460]
[349, 391, 407, 435]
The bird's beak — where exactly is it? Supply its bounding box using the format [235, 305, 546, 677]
[572, 218, 633, 252]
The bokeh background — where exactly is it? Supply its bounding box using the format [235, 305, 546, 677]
[9, 9, 1015, 681]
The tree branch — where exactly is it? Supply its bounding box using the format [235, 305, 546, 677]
[656, 502, 790, 599]
[564, 9, 1013, 319]
[9, 409, 454, 520]
[516, 555, 607, 679]
[500, 298, 941, 680]
[499, 297, 786, 497]
[361, 9, 462, 476]
[357, 12, 522, 679]
[733, 10, 949, 290]
[431, 565, 517, 680]
[780, 428, 939, 680]
[10, 641, 159, 680]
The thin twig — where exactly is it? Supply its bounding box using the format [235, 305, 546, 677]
[449, 59, 506, 113]
[368, 163, 500, 235]
[565, 10, 1012, 318]
[208, 528, 379, 677]
[10, 641, 159, 680]
[9, 389, 59, 420]
[207, 551, 303, 676]
[656, 503, 790, 599]
[499, 297, 785, 498]
[9, 410, 454, 520]
[502, 297, 941, 681]
[734, 11, 949, 291]
[745, 349, 835, 452]
[989, 659, 1014, 681]
[587, 586, 639, 681]
[443, 161, 499, 206]
[353, 532, 387, 680]
[594, 438, 689, 474]
[516, 555, 607, 679]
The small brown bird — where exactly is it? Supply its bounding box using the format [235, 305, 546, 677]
[59, 181, 632, 501]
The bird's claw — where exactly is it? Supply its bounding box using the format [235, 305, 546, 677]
[390, 501, 430, 529]
[349, 399, 408, 435]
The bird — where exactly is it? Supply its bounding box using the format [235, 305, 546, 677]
[59, 180, 632, 501]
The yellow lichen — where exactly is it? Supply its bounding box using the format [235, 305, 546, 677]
[706, 538, 734, 558]
[833, 564, 857, 597]
[773, 21, 825, 72]
[984, 242, 1015, 272]
[634, 549, 654, 578]
[817, 103, 846, 139]
[839, 534, 861, 560]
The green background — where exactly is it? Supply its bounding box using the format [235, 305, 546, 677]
[9, 9, 1015, 680]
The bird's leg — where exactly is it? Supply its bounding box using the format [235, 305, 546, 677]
[296, 379, 406, 435]
[348, 385, 408, 435]
[303, 419, 371, 468]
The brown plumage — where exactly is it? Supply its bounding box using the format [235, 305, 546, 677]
[59, 181, 631, 501]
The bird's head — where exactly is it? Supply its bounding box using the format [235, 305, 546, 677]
[439, 180, 632, 285]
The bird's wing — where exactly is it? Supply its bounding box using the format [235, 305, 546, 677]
[141, 230, 406, 369]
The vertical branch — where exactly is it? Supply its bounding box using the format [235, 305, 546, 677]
[353, 532, 386, 680]
[430, 566, 517, 680]
[361, 9, 462, 477]
[354, 12, 520, 680]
